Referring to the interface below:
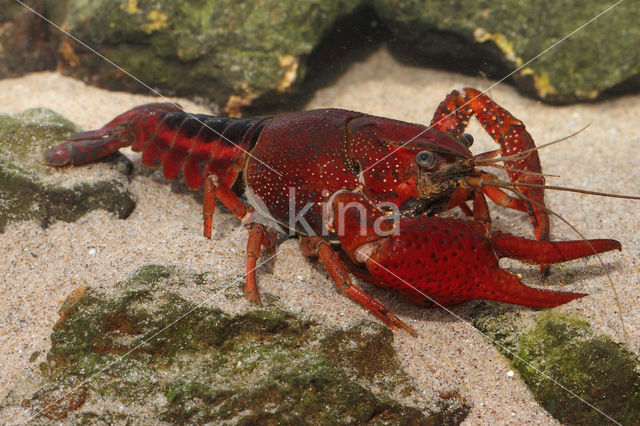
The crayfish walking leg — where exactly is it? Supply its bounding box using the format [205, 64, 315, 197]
[203, 175, 277, 304]
[299, 236, 417, 336]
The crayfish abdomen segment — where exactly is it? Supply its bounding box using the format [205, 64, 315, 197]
[44, 103, 269, 190]
[129, 110, 267, 190]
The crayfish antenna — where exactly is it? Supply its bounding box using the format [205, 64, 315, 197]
[476, 123, 591, 165]
[485, 180, 640, 202]
[476, 162, 561, 178]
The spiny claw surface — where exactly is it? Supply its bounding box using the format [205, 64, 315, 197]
[331, 190, 620, 309]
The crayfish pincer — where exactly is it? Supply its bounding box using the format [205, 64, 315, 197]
[324, 190, 619, 313]
[44, 88, 623, 334]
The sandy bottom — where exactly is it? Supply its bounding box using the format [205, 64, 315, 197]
[1, 48, 640, 424]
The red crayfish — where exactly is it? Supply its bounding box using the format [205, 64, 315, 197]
[44, 88, 621, 335]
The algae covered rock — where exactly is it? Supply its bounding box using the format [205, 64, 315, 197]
[47, 0, 640, 110]
[0, 264, 469, 423]
[0, 108, 135, 232]
[473, 307, 640, 424]
[374, 0, 640, 103]
[5, 1, 640, 109]
[53, 0, 363, 115]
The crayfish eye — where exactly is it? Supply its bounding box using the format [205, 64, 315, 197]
[461, 133, 474, 147]
[416, 150, 435, 167]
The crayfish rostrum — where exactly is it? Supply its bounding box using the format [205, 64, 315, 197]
[44, 88, 621, 335]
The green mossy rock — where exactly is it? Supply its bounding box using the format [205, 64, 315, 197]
[473, 307, 640, 424]
[0, 108, 136, 232]
[4, 1, 639, 107]
[47, 0, 639, 109]
[0, 265, 470, 423]
[374, 0, 640, 103]
[52, 0, 363, 114]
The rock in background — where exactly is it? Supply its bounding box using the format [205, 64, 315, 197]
[3, 0, 638, 112]
[49, 0, 365, 115]
[376, 0, 640, 103]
